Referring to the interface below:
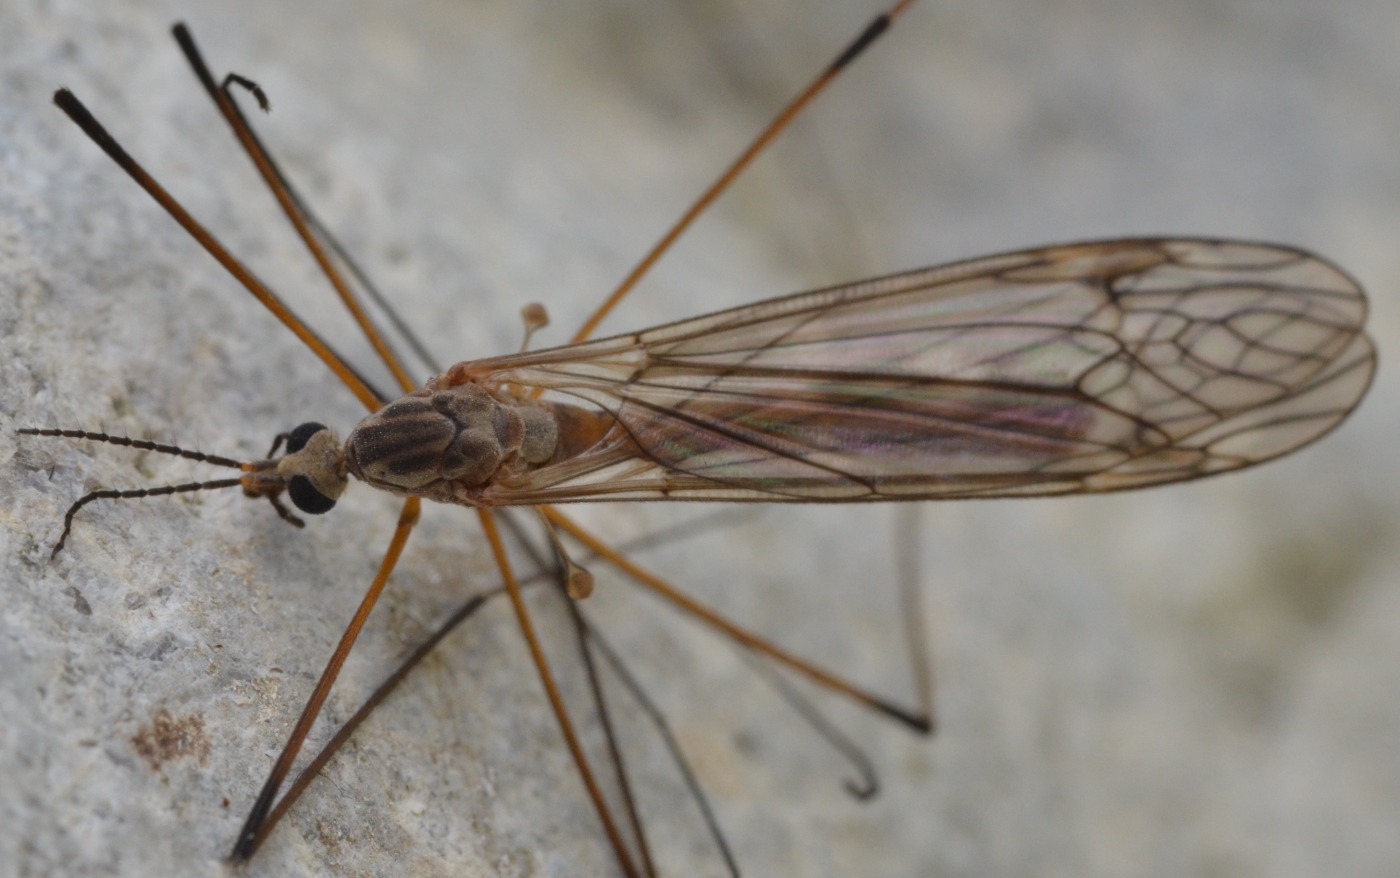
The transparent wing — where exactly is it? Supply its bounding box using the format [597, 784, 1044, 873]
[443, 239, 1374, 505]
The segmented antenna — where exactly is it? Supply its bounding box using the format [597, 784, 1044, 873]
[17, 428, 247, 558]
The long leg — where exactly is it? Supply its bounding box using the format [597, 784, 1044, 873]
[569, 0, 917, 344]
[895, 506, 936, 731]
[545, 509, 932, 734]
[577, 612, 741, 877]
[171, 24, 419, 396]
[500, 510, 657, 875]
[51, 89, 384, 412]
[230, 497, 421, 861]
[566, 600, 657, 877]
[476, 508, 641, 878]
[260, 583, 502, 844]
[219, 72, 443, 377]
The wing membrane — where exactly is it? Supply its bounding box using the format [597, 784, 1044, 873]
[447, 239, 1373, 505]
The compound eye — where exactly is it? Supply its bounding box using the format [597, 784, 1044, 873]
[285, 422, 330, 454]
[288, 474, 337, 515]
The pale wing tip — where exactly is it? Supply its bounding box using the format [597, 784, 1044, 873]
[1193, 329, 1376, 472]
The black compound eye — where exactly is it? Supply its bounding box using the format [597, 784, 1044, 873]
[285, 422, 329, 454]
[288, 475, 337, 515]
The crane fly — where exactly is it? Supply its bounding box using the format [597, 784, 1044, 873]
[381, 238, 1373, 505]
[21, 2, 1375, 875]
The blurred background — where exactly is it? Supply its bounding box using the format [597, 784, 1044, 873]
[2, 1, 1397, 875]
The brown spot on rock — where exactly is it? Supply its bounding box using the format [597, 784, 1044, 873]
[132, 708, 210, 770]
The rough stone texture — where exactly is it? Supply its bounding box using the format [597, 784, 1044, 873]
[3, 1, 1398, 876]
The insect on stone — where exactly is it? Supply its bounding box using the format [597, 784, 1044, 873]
[20, 3, 1376, 874]
[251, 239, 1377, 512]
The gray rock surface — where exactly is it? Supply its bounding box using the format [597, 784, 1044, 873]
[3, 1, 1398, 876]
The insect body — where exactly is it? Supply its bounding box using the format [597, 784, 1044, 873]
[257, 239, 1374, 515]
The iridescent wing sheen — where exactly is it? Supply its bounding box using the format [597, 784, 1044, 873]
[455, 238, 1375, 505]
